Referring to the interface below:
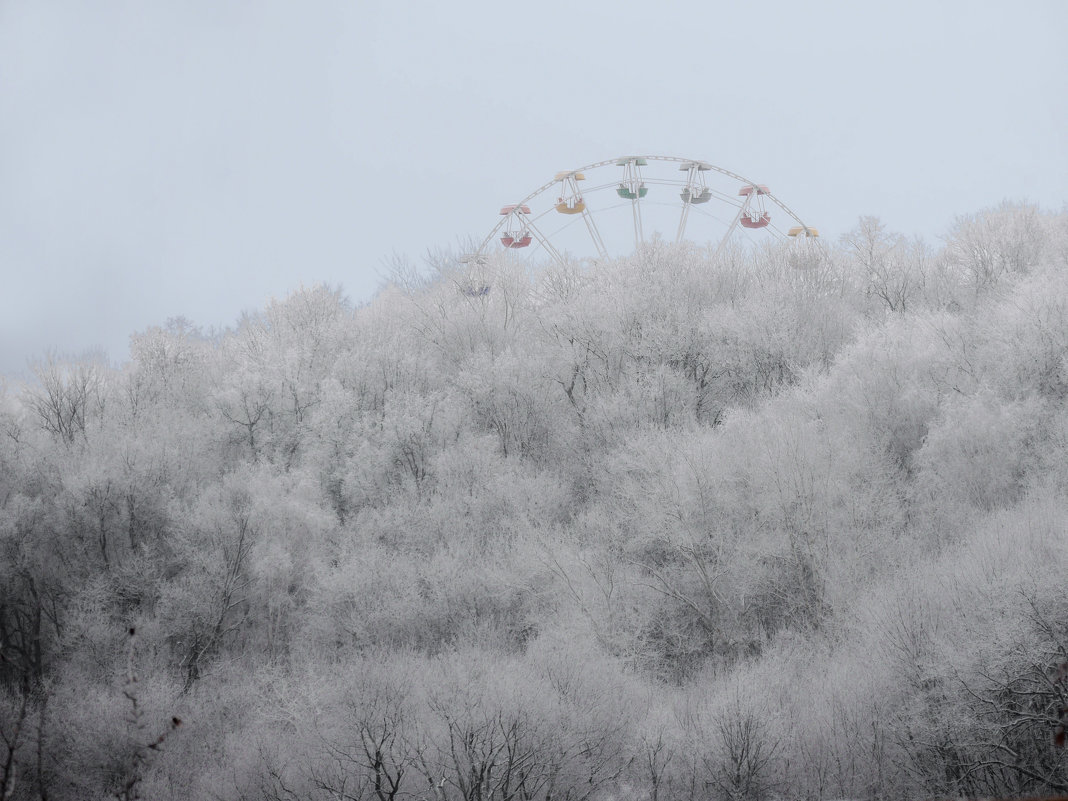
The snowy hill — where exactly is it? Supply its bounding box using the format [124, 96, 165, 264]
[2, 202, 1067, 800]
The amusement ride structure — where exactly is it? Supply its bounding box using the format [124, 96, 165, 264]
[461, 155, 819, 291]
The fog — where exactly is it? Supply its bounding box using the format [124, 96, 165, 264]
[1, 0, 1065, 376]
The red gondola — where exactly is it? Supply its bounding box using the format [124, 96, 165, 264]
[738, 184, 771, 229]
[499, 205, 532, 248]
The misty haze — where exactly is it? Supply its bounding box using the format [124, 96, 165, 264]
[2, 2, 1067, 800]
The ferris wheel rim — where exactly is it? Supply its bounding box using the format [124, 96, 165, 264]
[474, 154, 818, 262]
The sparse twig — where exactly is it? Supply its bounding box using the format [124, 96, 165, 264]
[117, 627, 181, 801]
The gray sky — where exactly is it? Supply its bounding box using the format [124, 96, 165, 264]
[2, 0, 1065, 377]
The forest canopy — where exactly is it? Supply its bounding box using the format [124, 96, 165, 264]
[2, 201, 1067, 800]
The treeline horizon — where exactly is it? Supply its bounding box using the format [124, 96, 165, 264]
[2, 201, 1067, 800]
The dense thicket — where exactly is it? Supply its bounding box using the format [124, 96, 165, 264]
[2, 202, 1067, 800]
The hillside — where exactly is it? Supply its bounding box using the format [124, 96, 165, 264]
[1, 202, 1067, 800]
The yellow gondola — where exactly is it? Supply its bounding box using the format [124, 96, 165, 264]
[555, 200, 586, 214]
[555, 169, 586, 214]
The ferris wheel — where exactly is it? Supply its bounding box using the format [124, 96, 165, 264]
[461, 155, 820, 288]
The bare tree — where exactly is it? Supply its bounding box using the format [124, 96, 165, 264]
[949, 593, 1068, 795]
[0, 687, 29, 801]
[842, 216, 921, 312]
[701, 701, 781, 801]
[117, 627, 181, 801]
[178, 506, 254, 692]
[308, 687, 415, 801]
[23, 354, 106, 443]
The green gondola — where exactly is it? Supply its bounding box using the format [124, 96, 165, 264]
[617, 185, 649, 200]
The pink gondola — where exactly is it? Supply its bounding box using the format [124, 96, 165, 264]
[739, 214, 771, 229]
[738, 184, 770, 228]
[500, 205, 532, 247]
[500, 235, 532, 248]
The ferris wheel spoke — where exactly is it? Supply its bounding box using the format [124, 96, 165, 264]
[676, 202, 692, 244]
[632, 198, 643, 249]
[713, 197, 751, 260]
[584, 180, 620, 194]
[525, 219, 564, 264]
[580, 208, 608, 258]
[614, 157, 649, 250]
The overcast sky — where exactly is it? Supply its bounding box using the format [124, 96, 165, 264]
[1, 0, 1065, 377]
